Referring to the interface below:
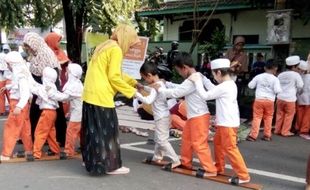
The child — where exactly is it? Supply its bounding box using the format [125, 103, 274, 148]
[47, 63, 84, 158]
[275, 56, 304, 137]
[153, 52, 217, 176]
[135, 61, 180, 168]
[189, 58, 250, 184]
[295, 60, 310, 139]
[31, 67, 61, 159]
[246, 59, 282, 141]
[0, 51, 33, 161]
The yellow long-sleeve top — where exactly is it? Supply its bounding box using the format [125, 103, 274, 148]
[83, 44, 137, 108]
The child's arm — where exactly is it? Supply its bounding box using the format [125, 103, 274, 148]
[165, 81, 180, 89]
[274, 78, 282, 94]
[135, 88, 157, 105]
[248, 76, 257, 89]
[194, 79, 222, 101]
[202, 75, 215, 90]
[47, 89, 70, 102]
[296, 74, 304, 90]
[157, 80, 195, 99]
[14, 78, 31, 114]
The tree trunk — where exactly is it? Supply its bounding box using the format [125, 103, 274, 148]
[62, 0, 84, 64]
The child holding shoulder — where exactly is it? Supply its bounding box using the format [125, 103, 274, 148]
[275, 56, 304, 137]
[31, 67, 62, 159]
[189, 58, 250, 184]
[246, 59, 282, 141]
[295, 60, 310, 139]
[47, 63, 84, 158]
[153, 52, 217, 176]
[0, 51, 33, 161]
[135, 61, 180, 168]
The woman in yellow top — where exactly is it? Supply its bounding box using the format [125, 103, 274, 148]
[81, 24, 140, 175]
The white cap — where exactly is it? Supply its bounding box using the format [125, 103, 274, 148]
[2, 44, 10, 51]
[298, 60, 309, 71]
[4, 51, 24, 65]
[286, 55, 300, 66]
[43, 67, 58, 83]
[210, 58, 230, 70]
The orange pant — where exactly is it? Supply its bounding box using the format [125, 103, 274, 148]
[180, 114, 217, 173]
[249, 100, 274, 139]
[214, 126, 250, 180]
[275, 99, 296, 136]
[295, 105, 310, 134]
[0, 80, 9, 114]
[33, 109, 60, 158]
[64, 121, 81, 156]
[1, 100, 33, 157]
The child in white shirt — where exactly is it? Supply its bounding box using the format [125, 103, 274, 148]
[47, 63, 84, 158]
[0, 51, 33, 161]
[135, 61, 180, 168]
[275, 56, 304, 137]
[153, 52, 217, 176]
[295, 60, 310, 139]
[247, 59, 282, 141]
[189, 58, 250, 184]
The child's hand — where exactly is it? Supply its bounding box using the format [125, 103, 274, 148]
[136, 82, 144, 91]
[13, 107, 22, 115]
[188, 72, 201, 82]
[150, 83, 161, 91]
[45, 86, 51, 92]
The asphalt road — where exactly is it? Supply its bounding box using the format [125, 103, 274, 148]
[0, 116, 308, 190]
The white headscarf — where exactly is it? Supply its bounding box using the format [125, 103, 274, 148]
[63, 63, 83, 97]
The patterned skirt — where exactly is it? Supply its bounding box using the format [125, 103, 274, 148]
[80, 102, 122, 175]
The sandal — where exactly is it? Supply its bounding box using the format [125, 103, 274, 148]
[246, 136, 256, 142]
[261, 136, 271, 141]
[106, 166, 130, 175]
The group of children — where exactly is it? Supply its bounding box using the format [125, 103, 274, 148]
[135, 52, 250, 184]
[247, 55, 310, 142]
[0, 51, 83, 161]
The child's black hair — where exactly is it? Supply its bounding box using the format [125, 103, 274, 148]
[265, 59, 278, 70]
[212, 68, 231, 77]
[140, 61, 158, 76]
[172, 52, 195, 68]
[286, 63, 299, 70]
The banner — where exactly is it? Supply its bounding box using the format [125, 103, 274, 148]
[85, 32, 109, 62]
[122, 37, 149, 79]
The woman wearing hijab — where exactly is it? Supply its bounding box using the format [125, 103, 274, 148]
[81, 24, 140, 175]
[23, 32, 67, 147]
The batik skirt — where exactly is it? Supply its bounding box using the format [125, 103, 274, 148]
[80, 102, 122, 175]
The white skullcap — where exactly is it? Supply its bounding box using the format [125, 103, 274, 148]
[4, 51, 24, 65]
[211, 58, 230, 70]
[298, 60, 309, 71]
[68, 63, 83, 79]
[286, 55, 300, 66]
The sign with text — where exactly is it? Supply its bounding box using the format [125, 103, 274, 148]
[122, 37, 149, 79]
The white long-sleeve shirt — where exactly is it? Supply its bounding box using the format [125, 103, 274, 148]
[277, 71, 304, 102]
[195, 79, 240, 127]
[297, 74, 310, 105]
[248, 73, 282, 101]
[48, 80, 83, 122]
[159, 73, 213, 119]
[8, 73, 30, 109]
[135, 81, 170, 121]
[31, 83, 59, 110]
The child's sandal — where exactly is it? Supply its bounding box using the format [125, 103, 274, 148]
[246, 136, 256, 142]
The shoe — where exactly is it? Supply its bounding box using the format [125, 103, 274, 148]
[261, 136, 271, 141]
[246, 136, 256, 142]
[229, 176, 250, 184]
[146, 138, 155, 145]
[26, 154, 35, 162]
[0, 155, 10, 161]
[46, 150, 56, 156]
[59, 152, 68, 160]
[16, 151, 25, 158]
[300, 134, 310, 140]
[106, 166, 130, 175]
[282, 132, 295, 137]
